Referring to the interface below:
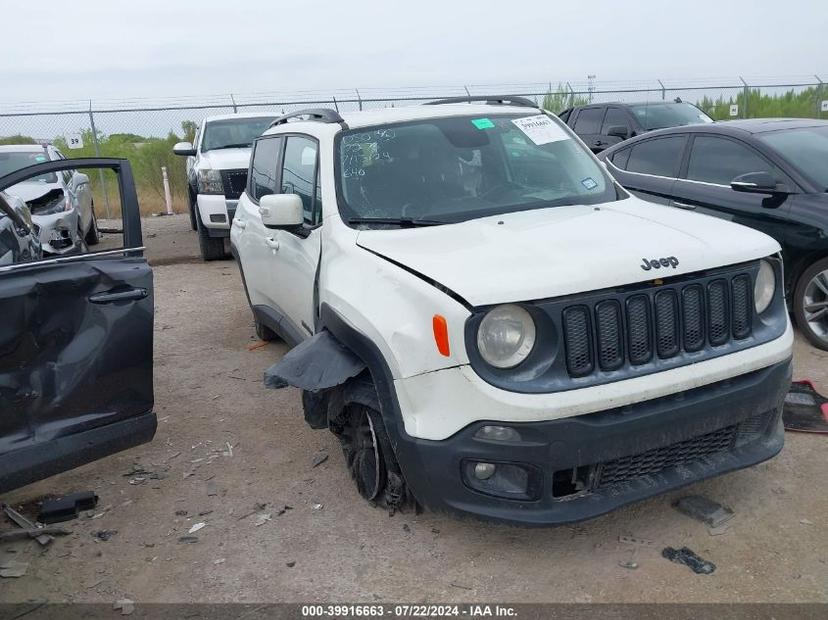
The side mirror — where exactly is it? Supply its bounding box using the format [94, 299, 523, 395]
[173, 142, 197, 157]
[731, 171, 784, 194]
[606, 126, 629, 140]
[260, 194, 304, 228]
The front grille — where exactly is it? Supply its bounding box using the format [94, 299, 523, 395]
[220, 169, 248, 200]
[596, 424, 737, 488]
[561, 270, 754, 378]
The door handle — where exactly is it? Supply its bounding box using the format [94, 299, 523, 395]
[672, 201, 697, 210]
[89, 288, 148, 304]
[265, 237, 280, 251]
[233, 218, 246, 229]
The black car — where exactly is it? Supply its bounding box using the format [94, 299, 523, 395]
[598, 118, 828, 350]
[0, 191, 41, 266]
[560, 100, 714, 153]
[0, 158, 156, 493]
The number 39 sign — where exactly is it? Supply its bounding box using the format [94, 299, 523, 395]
[66, 133, 84, 149]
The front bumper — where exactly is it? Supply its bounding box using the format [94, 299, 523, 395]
[393, 357, 791, 526]
[33, 210, 81, 255]
[197, 194, 237, 235]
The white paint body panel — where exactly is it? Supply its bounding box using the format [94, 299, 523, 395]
[231, 107, 793, 441]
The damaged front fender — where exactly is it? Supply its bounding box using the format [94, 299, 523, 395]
[263, 330, 366, 393]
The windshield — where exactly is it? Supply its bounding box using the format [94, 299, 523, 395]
[0, 150, 57, 183]
[336, 113, 617, 225]
[758, 125, 828, 191]
[201, 117, 276, 152]
[630, 103, 714, 130]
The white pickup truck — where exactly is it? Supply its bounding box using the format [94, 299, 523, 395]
[232, 98, 792, 525]
[174, 113, 275, 260]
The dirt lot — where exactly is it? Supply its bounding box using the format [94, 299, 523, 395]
[2, 214, 827, 604]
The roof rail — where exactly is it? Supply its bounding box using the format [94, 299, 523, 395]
[269, 108, 345, 128]
[424, 95, 538, 108]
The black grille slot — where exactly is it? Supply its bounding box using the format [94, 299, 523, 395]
[220, 169, 248, 200]
[626, 295, 652, 365]
[596, 424, 738, 488]
[654, 290, 680, 358]
[681, 285, 705, 352]
[595, 301, 624, 371]
[708, 279, 730, 346]
[731, 275, 752, 339]
[562, 306, 594, 377]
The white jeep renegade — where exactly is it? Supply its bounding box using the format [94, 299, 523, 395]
[174, 113, 276, 260]
[231, 97, 793, 525]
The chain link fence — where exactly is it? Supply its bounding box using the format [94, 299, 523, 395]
[1, 75, 825, 216]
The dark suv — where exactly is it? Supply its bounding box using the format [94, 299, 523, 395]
[559, 100, 714, 152]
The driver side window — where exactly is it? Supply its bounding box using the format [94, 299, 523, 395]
[281, 136, 320, 226]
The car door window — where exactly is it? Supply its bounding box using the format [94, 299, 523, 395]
[601, 108, 630, 136]
[686, 136, 773, 185]
[281, 136, 319, 226]
[573, 108, 604, 135]
[625, 136, 686, 177]
[611, 147, 632, 170]
[250, 136, 282, 201]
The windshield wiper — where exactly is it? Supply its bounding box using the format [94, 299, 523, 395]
[347, 216, 447, 228]
[207, 143, 251, 151]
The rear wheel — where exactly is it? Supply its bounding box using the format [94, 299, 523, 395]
[794, 257, 828, 351]
[332, 384, 414, 512]
[85, 204, 100, 245]
[255, 320, 276, 341]
[196, 217, 226, 261]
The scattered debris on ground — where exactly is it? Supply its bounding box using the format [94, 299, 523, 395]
[0, 559, 29, 578]
[0, 527, 72, 542]
[38, 491, 98, 524]
[3, 504, 53, 546]
[674, 495, 734, 528]
[93, 530, 118, 541]
[113, 598, 135, 615]
[311, 452, 329, 468]
[188, 522, 206, 534]
[618, 560, 639, 570]
[662, 546, 716, 575]
[618, 535, 656, 548]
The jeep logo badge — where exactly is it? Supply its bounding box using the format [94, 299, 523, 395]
[641, 256, 679, 271]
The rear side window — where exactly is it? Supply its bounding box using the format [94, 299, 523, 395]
[281, 136, 320, 225]
[573, 108, 604, 134]
[250, 137, 282, 201]
[601, 108, 630, 135]
[625, 136, 685, 177]
[686, 136, 773, 185]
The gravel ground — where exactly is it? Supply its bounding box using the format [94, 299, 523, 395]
[2, 214, 826, 603]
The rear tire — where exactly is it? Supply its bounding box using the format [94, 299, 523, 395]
[255, 320, 276, 341]
[85, 205, 100, 245]
[188, 190, 198, 231]
[794, 257, 828, 351]
[197, 217, 226, 261]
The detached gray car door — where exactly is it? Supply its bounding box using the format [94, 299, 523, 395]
[0, 158, 155, 493]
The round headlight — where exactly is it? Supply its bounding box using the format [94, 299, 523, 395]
[754, 259, 776, 314]
[476, 304, 536, 369]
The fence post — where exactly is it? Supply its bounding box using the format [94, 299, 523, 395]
[739, 76, 749, 119]
[88, 101, 112, 219]
[463, 85, 471, 102]
[332, 96, 339, 112]
[355, 89, 363, 111]
[566, 82, 574, 108]
[816, 75, 824, 119]
[658, 79, 666, 101]
[230, 94, 238, 113]
[161, 166, 173, 215]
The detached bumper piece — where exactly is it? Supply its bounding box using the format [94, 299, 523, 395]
[396, 358, 791, 526]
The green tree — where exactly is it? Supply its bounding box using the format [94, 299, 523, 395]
[0, 134, 37, 145]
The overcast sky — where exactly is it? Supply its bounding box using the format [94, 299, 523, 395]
[2, 0, 825, 104]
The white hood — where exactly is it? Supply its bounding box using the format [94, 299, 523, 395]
[5, 181, 61, 203]
[197, 148, 252, 171]
[356, 197, 781, 307]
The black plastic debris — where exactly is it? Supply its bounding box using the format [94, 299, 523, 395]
[263, 331, 365, 392]
[93, 530, 117, 541]
[662, 546, 716, 574]
[674, 495, 734, 528]
[783, 380, 828, 433]
[38, 491, 99, 524]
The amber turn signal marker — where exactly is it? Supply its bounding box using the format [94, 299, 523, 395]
[433, 315, 450, 357]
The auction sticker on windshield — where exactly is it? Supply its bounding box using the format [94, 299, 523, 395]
[512, 115, 569, 145]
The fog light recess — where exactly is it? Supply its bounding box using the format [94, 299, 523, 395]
[474, 425, 521, 442]
[462, 460, 541, 501]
